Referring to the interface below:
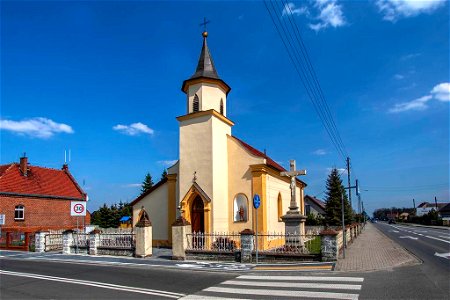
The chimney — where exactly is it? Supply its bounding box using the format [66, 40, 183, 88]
[62, 163, 69, 171]
[20, 154, 28, 176]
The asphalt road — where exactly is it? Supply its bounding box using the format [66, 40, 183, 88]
[374, 222, 450, 297]
[0, 258, 237, 299]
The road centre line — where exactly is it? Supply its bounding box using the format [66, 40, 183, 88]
[0, 270, 185, 298]
[204, 286, 359, 300]
[239, 275, 364, 282]
[222, 280, 362, 290]
[390, 225, 450, 244]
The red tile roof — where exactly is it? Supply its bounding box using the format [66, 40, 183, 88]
[0, 162, 86, 200]
[232, 136, 306, 186]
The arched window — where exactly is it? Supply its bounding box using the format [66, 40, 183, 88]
[193, 94, 199, 112]
[277, 193, 283, 221]
[233, 194, 248, 222]
[15, 205, 25, 220]
[220, 98, 224, 115]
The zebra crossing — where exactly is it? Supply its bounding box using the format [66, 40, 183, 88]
[181, 274, 364, 299]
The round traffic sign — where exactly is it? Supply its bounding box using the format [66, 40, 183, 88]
[253, 194, 261, 209]
[73, 203, 85, 214]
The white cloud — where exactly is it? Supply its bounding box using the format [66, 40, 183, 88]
[313, 149, 328, 155]
[0, 117, 74, 139]
[376, 0, 446, 22]
[113, 122, 154, 136]
[157, 160, 178, 167]
[430, 82, 450, 102]
[122, 183, 141, 188]
[309, 0, 346, 32]
[282, 2, 309, 17]
[389, 95, 432, 113]
[389, 82, 450, 113]
[400, 53, 421, 61]
[326, 167, 347, 175]
[394, 74, 405, 80]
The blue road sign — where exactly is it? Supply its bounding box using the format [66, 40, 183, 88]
[253, 194, 261, 209]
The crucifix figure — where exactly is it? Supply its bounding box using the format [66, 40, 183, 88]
[280, 160, 306, 213]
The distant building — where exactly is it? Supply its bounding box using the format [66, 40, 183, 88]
[0, 155, 90, 233]
[439, 203, 450, 226]
[416, 202, 448, 217]
[304, 195, 326, 217]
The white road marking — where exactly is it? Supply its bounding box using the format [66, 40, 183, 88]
[239, 275, 364, 282]
[390, 225, 450, 244]
[181, 296, 250, 300]
[0, 270, 185, 298]
[222, 280, 362, 290]
[399, 236, 418, 240]
[204, 287, 359, 300]
[438, 235, 450, 239]
[434, 252, 450, 259]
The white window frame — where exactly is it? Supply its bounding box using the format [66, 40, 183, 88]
[14, 205, 25, 220]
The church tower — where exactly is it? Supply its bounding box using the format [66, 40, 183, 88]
[177, 31, 233, 233]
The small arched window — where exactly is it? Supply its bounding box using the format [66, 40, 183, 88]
[15, 205, 25, 220]
[220, 98, 224, 115]
[233, 194, 248, 222]
[277, 193, 283, 222]
[193, 94, 199, 112]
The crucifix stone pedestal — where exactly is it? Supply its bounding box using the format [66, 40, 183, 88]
[280, 160, 307, 250]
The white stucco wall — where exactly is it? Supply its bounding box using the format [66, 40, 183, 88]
[188, 83, 227, 116]
[266, 175, 291, 233]
[132, 182, 169, 241]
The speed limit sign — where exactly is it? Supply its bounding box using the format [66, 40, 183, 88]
[71, 201, 87, 216]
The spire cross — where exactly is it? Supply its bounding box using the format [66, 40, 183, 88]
[280, 160, 307, 212]
[199, 17, 210, 32]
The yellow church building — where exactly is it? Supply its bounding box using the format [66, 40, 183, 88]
[131, 31, 307, 246]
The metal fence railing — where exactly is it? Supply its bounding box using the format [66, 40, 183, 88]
[254, 232, 321, 255]
[186, 232, 241, 253]
[44, 234, 63, 251]
[98, 233, 135, 250]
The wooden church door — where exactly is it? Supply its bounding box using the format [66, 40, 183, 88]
[191, 196, 204, 233]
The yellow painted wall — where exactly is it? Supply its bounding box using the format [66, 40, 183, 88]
[266, 175, 291, 233]
[227, 136, 265, 233]
[132, 182, 169, 240]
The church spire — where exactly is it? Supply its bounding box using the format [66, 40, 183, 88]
[190, 32, 220, 80]
[181, 31, 231, 95]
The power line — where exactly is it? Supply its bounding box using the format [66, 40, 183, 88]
[263, 0, 349, 162]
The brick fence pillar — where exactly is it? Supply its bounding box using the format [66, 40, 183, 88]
[320, 229, 339, 261]
[134, 207, 152, 258]
[35, 231, 49, 253]
[63, 230, 74, 254]
[89, 229, 101, 255]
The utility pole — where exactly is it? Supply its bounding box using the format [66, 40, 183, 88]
[413, 198, 416, 215]
[435, 196, 438, 210]
[346, 157, 352, 209]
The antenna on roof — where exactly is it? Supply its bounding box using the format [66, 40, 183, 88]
[64, 150, 67, 163]
[69, 149, 71, 163]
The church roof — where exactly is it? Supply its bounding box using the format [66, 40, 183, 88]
[181, 32, 231, 94]
[232, 136, 306, 186]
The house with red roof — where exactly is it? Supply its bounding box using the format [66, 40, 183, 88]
[0, 155, 90, 234]
[131, 32, 307, 246]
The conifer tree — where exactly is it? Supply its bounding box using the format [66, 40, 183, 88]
[324, 168, 354, 226]
[141, 172, 154, 195]
[161, 169, 168, 181]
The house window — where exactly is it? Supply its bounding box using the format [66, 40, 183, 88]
[15, 205, 25, 220]
[220, 99, 224, 114]
[193, 94, 199, 112]
[233, 194, 248, 222]
[277, 193, 283, 221]
[305, 204, 311, 215]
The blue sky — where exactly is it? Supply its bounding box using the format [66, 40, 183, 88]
[1, 0, 449, 215]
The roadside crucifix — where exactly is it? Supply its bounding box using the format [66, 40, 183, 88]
[280, 160, 306, 213]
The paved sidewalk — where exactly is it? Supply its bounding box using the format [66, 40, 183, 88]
[335, 223, 420, 272]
